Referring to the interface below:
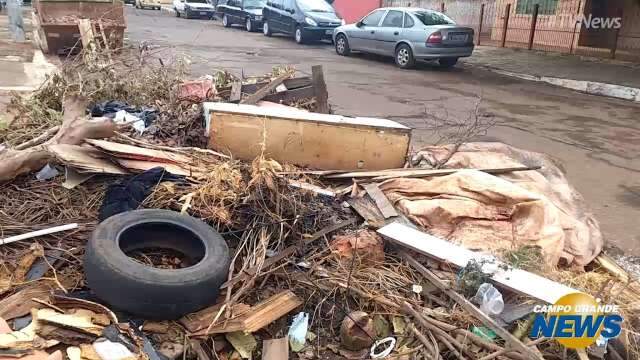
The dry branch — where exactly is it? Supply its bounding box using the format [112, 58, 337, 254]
[0, 97, 117, 182]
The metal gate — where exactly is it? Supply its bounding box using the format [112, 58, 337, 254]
[382, 0, 640, 62]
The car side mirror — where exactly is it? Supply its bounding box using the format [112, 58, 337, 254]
[288, 8, 294, 13]
[356, 21, 363, 27]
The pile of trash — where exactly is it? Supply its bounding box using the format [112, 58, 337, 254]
[0, 46, 639, 360]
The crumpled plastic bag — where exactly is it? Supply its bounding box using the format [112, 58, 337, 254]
[89, 100, 157, 127]
[288, 312, 309, 353]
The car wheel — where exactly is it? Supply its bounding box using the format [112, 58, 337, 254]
[395, 43, 415, 69]
[439, 57, 458, 68]
[263, 20, 272, 36]
[175, 7, 180, 16]
[84, 209, 230, 320]
[294, 26, 305, 44]
[222, 14, 231, 27]
[335, 33, 350, 56]
[246, 17, 253, 32]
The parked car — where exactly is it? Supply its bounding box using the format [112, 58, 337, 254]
[262, 0, 344, 44]
[216, 0, 266, 32]
[174, 0, 216, 18]
[333, 7, 474, 69]
[136, 0, 169, 10]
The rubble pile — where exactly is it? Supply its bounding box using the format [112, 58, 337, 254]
[0, 47, 638, 360]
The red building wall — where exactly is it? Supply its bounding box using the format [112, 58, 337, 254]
[333, 0, 382, 24]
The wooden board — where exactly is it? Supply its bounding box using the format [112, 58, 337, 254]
[263, 86, 315, 103]
[363, 183, 397, 218]
[191, 291, 302, 336]
[287, 179, 335, 197]
[325, 166, 539, 179]
[241, 73, 290, 105]
[204, 103, 411, 171]
[311, 65, 329, 114]
[179, 303, 251, 333]
[85, 139, 192, 165]
[115, 159, 194, 177]
[377, 222, 578, 304]
[0, 284, 52, 320]
[230, 81, 242, 102]
[347, 195, 386, 228]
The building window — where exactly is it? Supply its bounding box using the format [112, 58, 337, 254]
[516, 0, 558, 15]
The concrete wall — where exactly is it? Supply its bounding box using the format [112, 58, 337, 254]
[333, 0, 381, 24]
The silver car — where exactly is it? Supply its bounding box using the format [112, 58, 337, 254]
[333, 7, 474, 69]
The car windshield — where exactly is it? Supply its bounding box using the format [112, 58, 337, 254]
[296, 0, 334, 13]
[410, 10, 454, 25]
[244, 0, 264, 8]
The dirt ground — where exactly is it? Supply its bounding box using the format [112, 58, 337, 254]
[124, 7, 640, 256]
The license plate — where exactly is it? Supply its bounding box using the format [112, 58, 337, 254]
[200, 11, 207, 15]
[449, 34, 467, 42]
[325, 30, 332, 35]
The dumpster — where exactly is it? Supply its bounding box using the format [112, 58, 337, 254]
[33, 0, 125, 55]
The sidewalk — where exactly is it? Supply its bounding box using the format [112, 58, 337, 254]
[461, 46, 640, 101]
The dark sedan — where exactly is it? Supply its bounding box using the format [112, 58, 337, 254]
[262, 0, 344, 44]
[217, 0, 266, 32]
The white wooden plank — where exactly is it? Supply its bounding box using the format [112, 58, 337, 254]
[377, 222, 579, 304]
[202, 102, 411, 134]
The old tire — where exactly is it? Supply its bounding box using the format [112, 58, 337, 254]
[439, 57, 458, 68]
[84, 209, 230, 320]
[263, 20, 272, 36]
[335, 33, 350, 56]
[395, 43, 415, 69]
[245, 17, 253, 32]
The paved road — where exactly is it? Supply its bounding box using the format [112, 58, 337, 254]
[125, 7, 640, 256]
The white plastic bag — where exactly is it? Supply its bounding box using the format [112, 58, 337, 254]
[472, 283, 504, 316]
[288, 312, 309, 352]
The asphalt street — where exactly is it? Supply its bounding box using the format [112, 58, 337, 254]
[125, 7, 640, 256]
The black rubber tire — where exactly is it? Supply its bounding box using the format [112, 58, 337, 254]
[245, 17, 253, 32]
[395, 43, 415, 69]
[222, 14, 231, 27]
[263, 20, 273, 36]
[175, 7, 180, 17]
[84, 209, 230, 320]
[335, 33, 350, 56]
[439, 57, 458, 68]
[294, 26, 305, 44]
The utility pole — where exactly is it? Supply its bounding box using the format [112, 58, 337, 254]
[7, 0, 25, 42]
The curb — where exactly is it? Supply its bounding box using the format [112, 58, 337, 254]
[480, 67, 640, 103]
